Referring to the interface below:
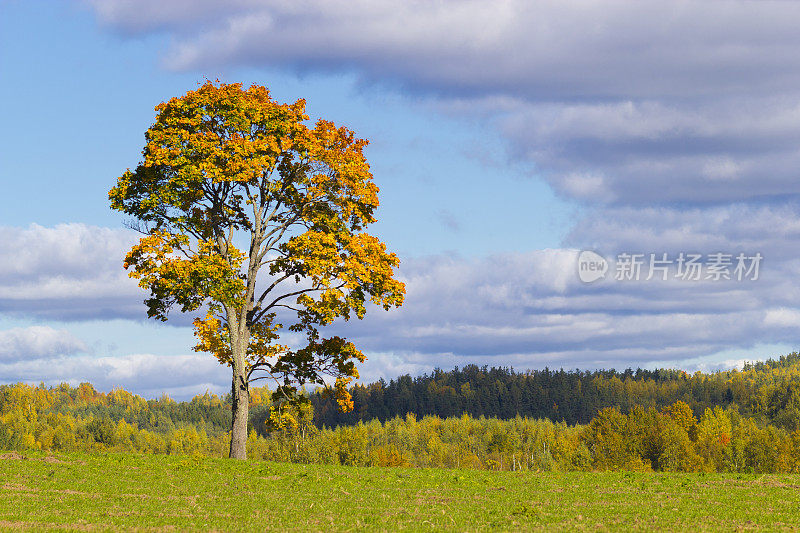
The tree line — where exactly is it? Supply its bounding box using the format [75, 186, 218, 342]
[3, 353, 800, 472]
[311, 354, 800, 429]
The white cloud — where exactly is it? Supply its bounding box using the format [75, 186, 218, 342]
[560, 173, 613, 203]
[0, 223, 135, 280]
[0, 224, 156, 321]
[763, 308, 800, 328]
[0, 326, 87, 361]
[0, 352, 230, 400]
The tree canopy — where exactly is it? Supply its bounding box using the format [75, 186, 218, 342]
[109, 81, 405, 458]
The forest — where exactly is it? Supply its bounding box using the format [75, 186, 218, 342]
[310, 355, 800, 427]
[3, 352, 800, 473]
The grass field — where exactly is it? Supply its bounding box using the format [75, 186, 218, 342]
[1, 451, 799, 531]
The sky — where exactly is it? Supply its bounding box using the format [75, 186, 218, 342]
[3, 0, 800, 399]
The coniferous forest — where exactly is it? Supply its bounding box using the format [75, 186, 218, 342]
[4, 353, 800, 472]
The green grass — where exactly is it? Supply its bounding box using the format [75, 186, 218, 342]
[1, 451, 799, 531]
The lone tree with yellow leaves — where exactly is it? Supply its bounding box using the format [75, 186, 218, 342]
[109, 81, 405, 459]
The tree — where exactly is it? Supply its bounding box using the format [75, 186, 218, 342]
[768, 382, 800, 431]
[583, 406, 630, 469]
[662, 400, 698, 441]
[109, 81, 405, 459]
[696, 406, 733, 471]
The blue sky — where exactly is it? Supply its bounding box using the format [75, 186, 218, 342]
[0, 2, 571, 254]
[3, 0, 800, 398]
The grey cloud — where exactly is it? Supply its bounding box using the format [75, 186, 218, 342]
[565, 203, 800, 260]
[5, 213, 799, 376]
[323, 242, 800, 369]
[435, 210, 461, 232]
[495, 98, 800, 205]
[86, 0, 258, 34]
[75, 0, 800, 376]
[86, 1, 800, 101]
[320, 197, 800, 370]
[2, 223, 797, 381]
[84, 1, 800, 207]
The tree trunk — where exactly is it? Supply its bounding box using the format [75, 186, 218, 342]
[229, 361, 249, 459]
